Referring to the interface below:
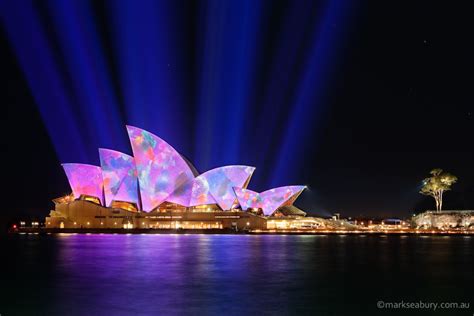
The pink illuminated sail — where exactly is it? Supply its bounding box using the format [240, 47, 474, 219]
[60, 125, 306, 215]
[233, 188, 263, 210]
[234, 186, 306, 216]
[99, 149, 139, 207]
[190, 166, 254, 209]
[201, 166, 255, 210]
[62, 163, 104, 204]
[126, 126, 194, 211]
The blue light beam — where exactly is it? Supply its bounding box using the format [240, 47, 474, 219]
[271, 0, 356, 187]
[1, 1, 89, 163]
[194, 0, 262, 171]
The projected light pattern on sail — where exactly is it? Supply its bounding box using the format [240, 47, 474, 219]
[127, 126, 194, 211]
[62, 163, 104, 205]
[234, 186, 306, 216]
[188, 166, 255, 210]
[99, 149, 138, 207]
[61, 126, 305, 215]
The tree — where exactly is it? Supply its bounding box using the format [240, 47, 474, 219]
[419, 169, 458, 211]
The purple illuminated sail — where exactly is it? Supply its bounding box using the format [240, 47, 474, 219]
[167, 165, 255, 209]
[61, 125, 305, 214]
[188, 175, 216, 206]
[198, 166, 255, 210]
[99, 149, 139, 207]
[233, 188, 263, 210]
[126, 126, 194, 211]
[234, 186, 306, 216]
[62, 163, 104, 204]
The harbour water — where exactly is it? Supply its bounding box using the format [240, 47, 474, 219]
[1, 234, 472, 315]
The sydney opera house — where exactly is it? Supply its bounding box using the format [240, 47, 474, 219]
[45, 126, 312, 231]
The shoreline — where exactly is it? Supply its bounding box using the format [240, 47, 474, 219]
[8, 227, 474, 236]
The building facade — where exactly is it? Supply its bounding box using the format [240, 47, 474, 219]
[46, 199, 269, 230]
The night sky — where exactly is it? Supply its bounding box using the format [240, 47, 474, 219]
[2, 0, 473, 226]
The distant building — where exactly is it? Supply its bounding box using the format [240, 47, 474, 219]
[46, 126, 316, 230]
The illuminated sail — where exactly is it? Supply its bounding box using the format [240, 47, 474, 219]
[99, 149, 138, 207]
[62, 163, 104, 205]
[234, 186, 306, 216]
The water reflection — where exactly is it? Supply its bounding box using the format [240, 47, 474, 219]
[1, 234, 472, 315]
